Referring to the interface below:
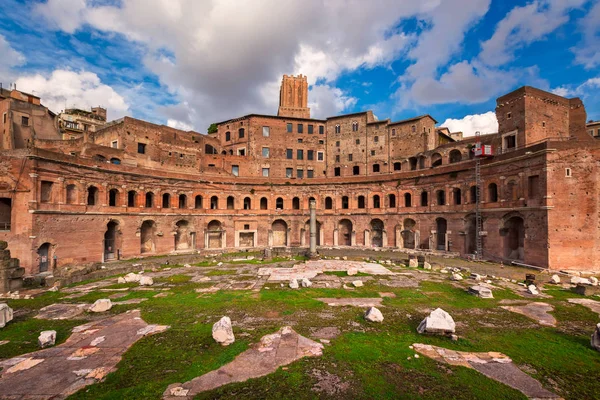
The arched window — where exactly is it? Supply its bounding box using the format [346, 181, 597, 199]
[409, 157, 417, 171]
[388, 194, 396, 208]
[431, 153, 442, 167]
[436, 190, 446, 205]
[418, 156, 426, 169]
[488, 183, 498, 202]
[238, 128, 245, 139]
[227, 196, 235, 209]
[342, 196, 349, 209]
[420, 191, 428, 206]
[179, 194, 187, 209]
[393, 162, 401, 171]
[110, 158, 121, 165]
[292, 197, 300, 210]
[225, 131, 231, 141]
[335, 124, 341, 134]
[87, 186, 98, 206]
[325, 197, 333, 209]
[195, 195, 203, 209]
[506, 181, 518, 201]
[372, 164, 380, 173]
[373, 195, 381, 208]
[453, 188, 462, 205]
[145, 192, 154, 208]
[358, 195, 365, 209]
[109, 189, 118, 207]
[260, 197, 268, 210]
[449, 150, 462, 163]
[162, 193, 171, 208]
[352, 121, 358, 131]
[243, 197, 251, 210]
[128, 190, 137, 207]
[276, 197, 284, 209]
[210, 196, 219, 209]
[470, 186, 477, 203]
[404, 193, 412, 207]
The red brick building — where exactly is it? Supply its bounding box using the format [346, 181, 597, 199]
[0, 76, 598, 274]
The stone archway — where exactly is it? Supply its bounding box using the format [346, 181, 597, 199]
[37, 243, 51, 273]
[272, 219, 288, 247]
[401, 218, 417, 249]
[504, 216, 524, 261]
[104, 220, 120, 261]
[140, 220, 157, 254]
[338, 219, 353, 246]
[174, 220, 191, 251]
[370, 219, 384, 247]
[303, 219, 322, 246]
[435, 218, 448, 251]
[207, 220, 223, 249]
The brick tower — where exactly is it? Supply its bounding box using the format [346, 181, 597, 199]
[277, 74, 310, 119]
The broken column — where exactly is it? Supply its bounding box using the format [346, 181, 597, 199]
[309, 199, 317, 257]
[0, 241, 24, 294]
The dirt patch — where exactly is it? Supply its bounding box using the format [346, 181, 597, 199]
[310, 368, 350, 396]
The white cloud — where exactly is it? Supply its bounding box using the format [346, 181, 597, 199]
[479, 0, 586, 67]
[0, 34, 25, 81]
[33, 0, 87, 34]
[308, 85, 358, 119]
[572, 1, 600, 68]
[14, 69, 129, 119]
[440, 111, 498, 137]
[167, 119, 193, 131]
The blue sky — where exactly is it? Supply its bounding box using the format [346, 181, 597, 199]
[0, 0, 598, 135]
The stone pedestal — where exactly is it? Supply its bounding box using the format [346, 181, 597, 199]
[0, 241, 24, 294]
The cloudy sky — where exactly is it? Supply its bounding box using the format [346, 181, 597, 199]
[0, 0, 598, 136]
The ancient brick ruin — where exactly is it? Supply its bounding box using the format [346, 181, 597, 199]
[0, 77, 599, 278]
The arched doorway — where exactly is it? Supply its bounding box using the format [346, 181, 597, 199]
[371, 219, 384, 247]
[140, 220, 156, 254]
[402, 218, 416, 249]
[465, 215, 477, 255]
[504, 216, 524, 260]
[338, 219, 353, 246]
[207, 220, 223, 248]
[37, 243, 51, 272]
[436, 218, 447, 251]
[272, 219, 288, 247]
[175, 220, 191, 251]
[104, 221, 119, 260]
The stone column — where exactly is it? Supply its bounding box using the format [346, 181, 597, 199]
[333, 229, 339, 246]
[364, 230, 370, 247]
[351, 231, 356, 246]
[309, 200, 317, 256]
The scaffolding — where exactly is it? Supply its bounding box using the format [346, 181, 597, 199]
[473, 131, 493, 260]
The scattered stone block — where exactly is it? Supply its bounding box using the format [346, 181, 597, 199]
[591, 277, 599, 286]
[89, 299, 112, 313]
[574, 284, 600, 296]
[124, 273, 141, 283]
[408, 259, 418, 268]
[301, 278, 312, 288]
[364, 307, 383, 323]
[417, 308, 455, 335]
[38, 330, 56, 348]
[571, 276, 592, 285]
[347, 268, 358, 276]
[139, 276, 154, 286]
[527, 285, 539, 295]
[212, 316, 235, 346]
[550, 274, 561, 284]
[117, 277, 126, 284]
[352, 280, 364, 288]
[470, 273, 483, 281]
[289, 278, 299, 289]
[0, 303, 13, 328]
[592, 323, 600, 352]
[451, 273, 463, 281]
[468, 285, 494, 299]
[423, 262, 432, 270]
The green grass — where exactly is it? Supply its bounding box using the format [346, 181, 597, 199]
[2, 263, 600, 400]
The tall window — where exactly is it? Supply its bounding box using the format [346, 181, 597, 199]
[373, 195, 380, 208]
[319, 125, 324, 134]
[297, 124, 303, 133]
[352, 121, 358, 131]
[358, 195, 365, 208]
[342, 196, 349, 209]
[225, 131, 231, 141]
[232, 165, 239, 176]
[373, 164, 380, 173]
[137, 143, 146, 154]
[297, 149, 304, 160]
[335, 124, 340, 134]
[262, 126, 270, 137]
[286, 149, 293, 159]
[353, 166, 360, 175]
[307, 150, 314, 160]
[286, 168, 293, 178]
[308, 124, 314, 134]
[262, 147, 270, 158]
[404, 193, 412, 207]
[238, 128, 245, 139]
[287, 123, 293, 133]
[262, 168, 270, 177]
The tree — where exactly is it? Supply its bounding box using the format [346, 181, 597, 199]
[207, 123, 218, 134]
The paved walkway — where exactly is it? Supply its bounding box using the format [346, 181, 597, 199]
[0, 310, 168, 399]
[163, 326, 323, 399]
[258, 260, 394, 281]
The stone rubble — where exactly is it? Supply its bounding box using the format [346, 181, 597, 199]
[423, 262, 432, 270]
[527, 284, 539, 295]
[289, 278, 299, 289]
[212, 316, 235, 346]
[364, 307, 384, 323]
[468, 285, 494, 299]
[347, 268, 358, 276]
[38, 330, 56, 348]
[550, 274, 561, 284]
[88, 299, 112, 313]
[352, 280, 364, 288]
[0, 303, 13, 328]
[300, 278, 312, 288]
[417, 308, 456, 335]
[408, 259, 418, 268]
[451, 273, 463, 281]
[124, 273, 141, 283]
[139, 276, 154, 286]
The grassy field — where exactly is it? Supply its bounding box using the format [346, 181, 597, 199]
[1, 256, 599, 400]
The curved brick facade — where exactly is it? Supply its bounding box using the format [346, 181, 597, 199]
[0, 82, 599, 274]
